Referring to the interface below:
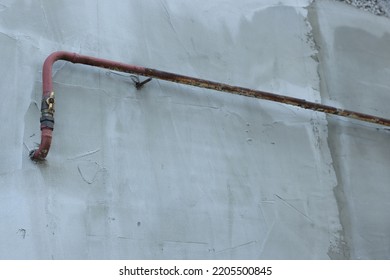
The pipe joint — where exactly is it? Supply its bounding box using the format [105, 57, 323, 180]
[40, 114, 54, 130]
[39, 91, 55, 130]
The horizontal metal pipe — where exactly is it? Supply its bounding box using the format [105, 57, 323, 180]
[30, 51, 390, 160]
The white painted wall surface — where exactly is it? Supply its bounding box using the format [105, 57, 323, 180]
[0, 0, 388, 259]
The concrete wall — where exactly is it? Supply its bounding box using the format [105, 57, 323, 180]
[0, 0, 389, 259]
[311, 1, 390, 259]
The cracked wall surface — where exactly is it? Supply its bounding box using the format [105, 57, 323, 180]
[0, 0, 388, 259]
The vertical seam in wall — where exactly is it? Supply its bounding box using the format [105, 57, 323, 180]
[306, 1, 351, 260]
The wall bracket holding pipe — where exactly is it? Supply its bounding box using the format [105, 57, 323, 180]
[129, 75, 153, 90]
[30, 51, 390, 161]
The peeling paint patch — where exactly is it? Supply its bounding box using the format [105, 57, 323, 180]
[328, 233, 350, 260]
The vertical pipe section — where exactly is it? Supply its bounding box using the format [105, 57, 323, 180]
[31, 51, 149, 160]
[30, 51, 390, 161]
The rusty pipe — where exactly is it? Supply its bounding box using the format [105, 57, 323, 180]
[30, 51, 390, 160]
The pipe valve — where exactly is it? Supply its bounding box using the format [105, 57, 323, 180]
[46, 92, 55, 113]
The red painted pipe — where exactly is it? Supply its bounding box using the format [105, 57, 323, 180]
[30, 51, 390, 160]
[31, 51, 149, 160]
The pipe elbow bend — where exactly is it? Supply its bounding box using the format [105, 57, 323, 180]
[30, 128, 53, 161]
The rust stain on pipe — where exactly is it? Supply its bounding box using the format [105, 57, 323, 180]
[30, 51, 390, 161]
